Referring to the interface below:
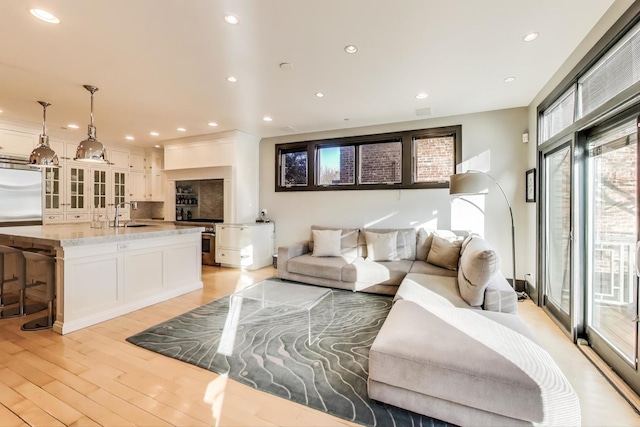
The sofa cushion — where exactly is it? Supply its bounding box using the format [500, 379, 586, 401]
[342, 258, 412, 285]
[364, 231, 399, 261]
[409, 260, 458, 277]
[394, 273, 472, 309]
[360, 228, 416, 260]
[416, 229, 461, 261]
[287, 254, 349, 281]
[311, 229, 342, 257]
[309, 226, 359, 263]
[427, 235, 462, 270]
[458, 237, 501, 307]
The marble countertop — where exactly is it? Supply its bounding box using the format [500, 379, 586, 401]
[0, 222, 204, 247]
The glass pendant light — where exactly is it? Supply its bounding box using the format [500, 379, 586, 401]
[29, 101, 59, 167]
[75, 84, 108, 163]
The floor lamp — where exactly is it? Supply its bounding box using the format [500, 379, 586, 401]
[449, 170, 519, 292]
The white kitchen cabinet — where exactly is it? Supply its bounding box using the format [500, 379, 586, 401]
[129, 170, 145, 201]
[66, 165, 89, 214]
[44, 166, 64, 215]
[144, 148, 164, 201]
[110, 150, 129, 169]
[0, 128, 36, 157]
[215, 223, 274, 270]
[130, 153, 145, 171]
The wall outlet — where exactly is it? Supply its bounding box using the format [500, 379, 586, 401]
[260, 209, 268, 217]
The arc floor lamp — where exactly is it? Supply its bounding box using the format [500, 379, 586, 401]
[449, 170, 517, 290]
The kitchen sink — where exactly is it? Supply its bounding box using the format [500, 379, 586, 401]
[123, 223, 152, 228]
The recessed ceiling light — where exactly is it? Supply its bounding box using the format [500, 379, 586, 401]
[67, 123, 79, 129]
[344, 45, 358, 54]
[315, 92, 325, 98]
[224, 14, 239, 25]
[227, 76, 237, 83]
[154, 144, 161, 148]
[177, 127, 186, 132]
[263, 116, 273, 122]
[125, 136, 134, 141]
[0, 109, 3, 113]
[523, 32, 539, 42]
[208, 122, 218, 127]
[416, 92, 428, 99]
[30, 9, 60, 24]
[504, 76, 516, 83]
[150, 131, 159, 136]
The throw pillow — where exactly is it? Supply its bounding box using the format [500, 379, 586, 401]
[427, 235, 462, 270]
[416, 229, 459, 261]
[364, 231, 399, 262]
[311, 229, 342, 257]
[458, 237, 501, 306]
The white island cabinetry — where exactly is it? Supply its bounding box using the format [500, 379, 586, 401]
[0, 223, 203, 335]
[216, 223, 274, 270]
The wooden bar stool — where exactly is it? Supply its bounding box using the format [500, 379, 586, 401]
[21, 251, 56, 331]
[0, 245, 46, 319]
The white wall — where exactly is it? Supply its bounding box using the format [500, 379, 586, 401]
[259, 107, 530, 282]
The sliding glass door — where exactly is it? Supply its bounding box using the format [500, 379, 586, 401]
[585, 114, 639, 391]
[541, 142, 573, 331]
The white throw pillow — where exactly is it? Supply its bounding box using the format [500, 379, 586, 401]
[311, 229, 342, 257]
[365, 231, 399, 262]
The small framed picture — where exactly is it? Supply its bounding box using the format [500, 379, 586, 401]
[526, 168, 536, 203]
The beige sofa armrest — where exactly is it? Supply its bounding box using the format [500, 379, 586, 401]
[483, 272, 518, 314]
[277, 241, 310, 276]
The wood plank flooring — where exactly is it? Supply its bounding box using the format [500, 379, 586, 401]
[0, 265, 638, 426]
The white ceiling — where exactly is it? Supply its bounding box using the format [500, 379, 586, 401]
[0, 0, 617, 147]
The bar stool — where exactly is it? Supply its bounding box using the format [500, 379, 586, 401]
[0, 245, 19, 307]
[0, 245, 46, 319]
[21, 250, 56, 331]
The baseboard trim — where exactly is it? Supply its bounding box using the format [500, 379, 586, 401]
[577, 341, 640, 415]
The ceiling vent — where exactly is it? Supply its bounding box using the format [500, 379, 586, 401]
[416, 107, 432, 117]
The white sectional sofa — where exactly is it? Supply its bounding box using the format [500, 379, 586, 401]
[277, 225, 580, 425]
[277, 225, 517, 313]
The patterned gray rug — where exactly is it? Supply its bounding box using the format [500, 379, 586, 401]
[127, 279, 448, 427]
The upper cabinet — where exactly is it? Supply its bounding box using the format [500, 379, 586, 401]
[110, 150, 130, 169]
[130, 153, 145, 171]
[0, 128, 37, 157]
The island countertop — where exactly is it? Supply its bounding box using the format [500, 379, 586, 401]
[0, 222, 204, 247]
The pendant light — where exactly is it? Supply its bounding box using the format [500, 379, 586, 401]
[74, 84, 108, 163]
[29, 101, 59, 167]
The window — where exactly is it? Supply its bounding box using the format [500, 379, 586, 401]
[413, 135, 455, 183]
[280, 148, 308, 187]
[541, 87, 576, 142]
[359, 141, 402, 184]
[275, 125, 461, 191]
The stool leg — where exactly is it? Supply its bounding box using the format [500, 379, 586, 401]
[21, 300, 55, 331]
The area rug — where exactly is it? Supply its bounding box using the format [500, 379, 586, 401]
[127, 279, 448, 426]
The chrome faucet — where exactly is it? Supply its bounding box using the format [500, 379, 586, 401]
[113, 202, 138, 227]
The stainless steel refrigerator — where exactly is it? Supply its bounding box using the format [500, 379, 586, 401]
[0, 160, 43, 227]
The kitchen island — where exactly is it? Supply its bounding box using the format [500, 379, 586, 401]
[0, 222, 203, 334]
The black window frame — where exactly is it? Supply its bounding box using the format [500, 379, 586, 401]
[275, 125, 461, 192]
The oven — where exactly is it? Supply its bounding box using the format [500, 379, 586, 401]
[201, 231, 218, 266]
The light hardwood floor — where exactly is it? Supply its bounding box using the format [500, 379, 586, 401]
[0, 265, 638, 426]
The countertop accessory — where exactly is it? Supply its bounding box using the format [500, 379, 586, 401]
[74, 85, 108, 163]
[29, 101, 59, 167]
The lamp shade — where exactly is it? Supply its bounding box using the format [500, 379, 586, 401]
[449, 172, 489, 195]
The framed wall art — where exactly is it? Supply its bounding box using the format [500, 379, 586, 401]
[526, 168, 536, 203]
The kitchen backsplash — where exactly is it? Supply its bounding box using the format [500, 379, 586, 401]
[130, 202, 164, 220]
